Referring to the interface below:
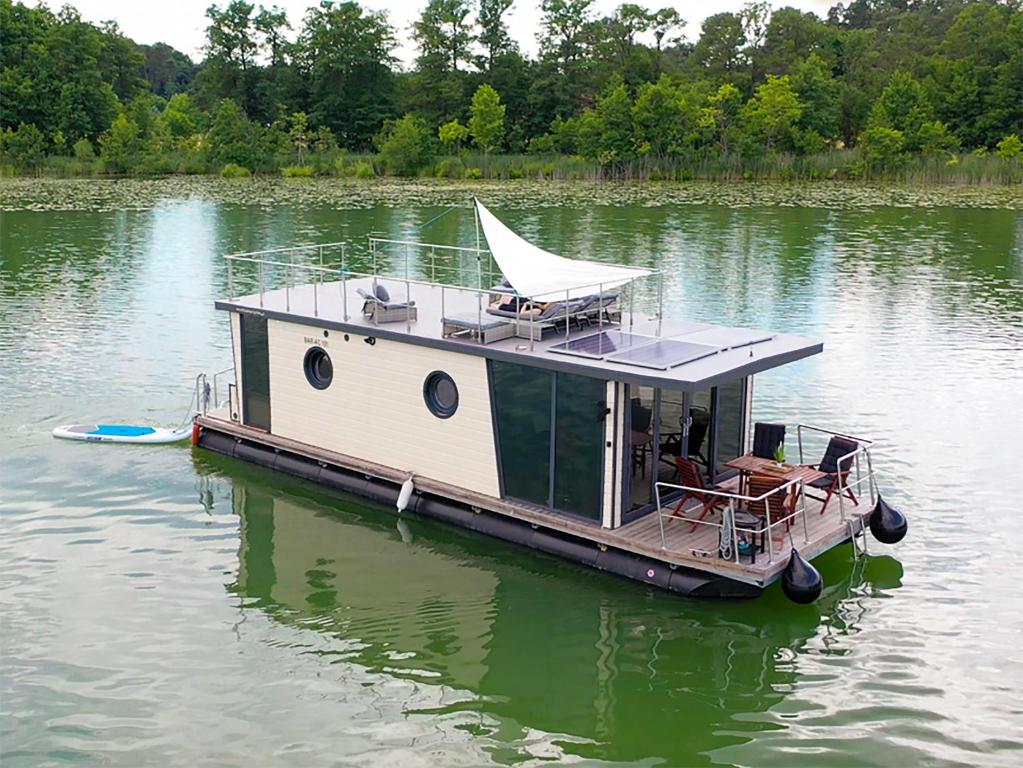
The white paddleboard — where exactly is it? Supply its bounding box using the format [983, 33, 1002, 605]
[52, 423, 193, 444]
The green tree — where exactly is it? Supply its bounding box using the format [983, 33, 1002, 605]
[478, 0, 515, 71]
[298, 1, 396, 149]
[995, 134, 1022, 159]
[698, 82, 743, 156]
[197, 1, 259, 115]
[740, 74, 803, 152]
[790, 53, 840, 147]
[410, 0, 474, 124]
[578, 80, 634, 165]
[204, 98, 258, 170]
[139, 42, 197, 98]
[289, 111, 309, 164]
[0, 122, 46, 169]
[868, 71, 935, 152]
[157, 93, 203, 140]
[632, 75, 686, 159]
[469, 83, 506, 154]
[100, 112, 142, 173]
[691, 12, 746, 87]
[438, 119, 469, 153]
[376, 114, 434, 175]
[649, 7, 684, 76]
[861, 125, 908, 171]
[535, 0, 594, 117]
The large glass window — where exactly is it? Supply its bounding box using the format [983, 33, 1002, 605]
[490, 362, 606, 520]
[240, 314, 271, 431]
[713, 380, 746, 476]
[490, 361, 551, 506]
[552, 373, 606, 520]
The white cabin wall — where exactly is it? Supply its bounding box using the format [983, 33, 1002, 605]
[266, 319, 500, 497]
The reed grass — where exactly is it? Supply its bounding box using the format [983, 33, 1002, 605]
[4, 149, 1020, 185]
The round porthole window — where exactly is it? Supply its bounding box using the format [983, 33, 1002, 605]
[303, 347, 333, 390]
[423, 371, 458, 419]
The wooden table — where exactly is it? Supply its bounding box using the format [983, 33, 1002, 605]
[725, 454, 827, 503]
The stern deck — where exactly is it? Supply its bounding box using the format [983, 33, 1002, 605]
[197, 411, 867, 588]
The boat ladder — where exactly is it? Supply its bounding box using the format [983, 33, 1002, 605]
[848, 514, 869, 561]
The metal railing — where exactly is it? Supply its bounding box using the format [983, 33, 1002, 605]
[368, 236, 500, 289]
[222, 236, 665, 350]
[225, 242, 347, 315]
[795, 424, 878, 522]
[654, 478, 810, 566]
[211, 366, 235, 408]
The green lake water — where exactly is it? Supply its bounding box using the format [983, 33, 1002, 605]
[2, 179, 1022, 766]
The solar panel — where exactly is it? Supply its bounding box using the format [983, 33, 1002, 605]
[606, 339, 721, 370]
[548, 331, 657, 359]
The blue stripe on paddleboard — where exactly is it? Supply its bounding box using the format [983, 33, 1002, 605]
[91, 425, 158, 437]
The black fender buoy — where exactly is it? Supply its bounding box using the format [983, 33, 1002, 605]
[782, 549, 823, 604]
[869, 495, 908, 544]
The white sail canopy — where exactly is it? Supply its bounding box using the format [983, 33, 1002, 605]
[475, 199, 652, 300]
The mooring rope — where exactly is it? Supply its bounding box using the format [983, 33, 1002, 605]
[414, 204, 463, 231]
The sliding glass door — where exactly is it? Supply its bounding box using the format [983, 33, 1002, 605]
[240, 314, 271, 431]
[490, 361, 606, 521]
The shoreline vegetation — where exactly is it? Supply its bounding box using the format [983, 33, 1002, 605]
[4, 148, 1021, 186]
[2, 177, 1020, 213]
[2, 0, 1021, 186]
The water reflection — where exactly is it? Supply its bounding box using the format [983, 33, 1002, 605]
[207, 455, 902, 765]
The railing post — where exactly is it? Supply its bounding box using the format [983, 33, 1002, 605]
[730, 500, 739, 563]
[800, 482, 810, 543]
[258, 259, 264, 308]
[657, 271, 664, 337]
[341, 269, 348, 321]
[286, 251, 292, 312]
[565, 288, 570, 341]
[406, 279, 412, 333]
[765, 497, 774, 563]
[656, 483, 667, 548]
[227, 257, 233, 301]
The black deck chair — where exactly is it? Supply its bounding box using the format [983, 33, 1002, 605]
[752, 422, 786, 460]
[804, 435, 860, 514]
[659, 407, 710, 471]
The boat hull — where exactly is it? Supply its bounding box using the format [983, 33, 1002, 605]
[196, 424, 762, 599]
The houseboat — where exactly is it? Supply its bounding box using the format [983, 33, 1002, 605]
[194, 199, 907, 601]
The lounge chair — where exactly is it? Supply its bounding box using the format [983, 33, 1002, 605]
[671, 457, 729, 532]
[442, 312, 515, 344]
[578, 292, 621, 325]
[752, 422, 786, 460]
[357, 285, 418, 324]
[486, 297, 590, 339]
[802, 435, 859, 514]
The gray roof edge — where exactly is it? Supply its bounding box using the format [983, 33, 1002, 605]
[214, 300, 822, 391]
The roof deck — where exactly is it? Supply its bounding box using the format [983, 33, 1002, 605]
[216, 239, 821, 389]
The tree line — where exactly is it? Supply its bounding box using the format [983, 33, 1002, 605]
[1, 0, 1021, 181]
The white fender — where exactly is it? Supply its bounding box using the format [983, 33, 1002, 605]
[397, 475, 415, 512]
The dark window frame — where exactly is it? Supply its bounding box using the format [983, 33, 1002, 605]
[423, 370, 459, 419]
[303, 346, 334, 390]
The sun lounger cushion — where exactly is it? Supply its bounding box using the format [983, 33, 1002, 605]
[443, 313, 510, 331]
[357, 287, 415, 309]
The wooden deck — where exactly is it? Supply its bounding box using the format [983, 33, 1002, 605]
[197, 411, 868, 588]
